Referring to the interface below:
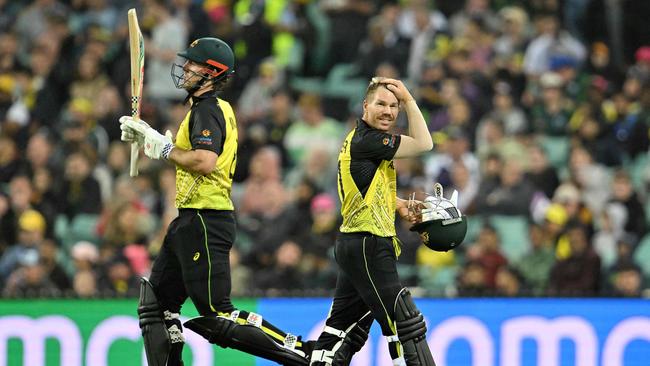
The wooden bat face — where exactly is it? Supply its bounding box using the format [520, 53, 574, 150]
[128, 9, 144, 119]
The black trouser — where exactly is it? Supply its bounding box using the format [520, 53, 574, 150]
[314, 233, 403, 350]
[150, 208, 236, 315]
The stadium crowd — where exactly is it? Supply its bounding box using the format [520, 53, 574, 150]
[0, 0, 649, 298]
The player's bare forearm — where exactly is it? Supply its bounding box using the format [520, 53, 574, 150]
[168, 148, 217, 175]
[390, 89, 432, 158]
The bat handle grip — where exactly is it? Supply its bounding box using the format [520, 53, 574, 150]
[129, 142, 139, 177]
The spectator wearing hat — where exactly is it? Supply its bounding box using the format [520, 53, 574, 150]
[531, 71, 575, 136]
[0, 209, 47, 286]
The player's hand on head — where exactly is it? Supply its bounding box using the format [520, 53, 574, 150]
[374, 77, 414, 104]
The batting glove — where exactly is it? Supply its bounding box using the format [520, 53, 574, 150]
[120, 116, 175, 160]
[119, 116, 149, 145]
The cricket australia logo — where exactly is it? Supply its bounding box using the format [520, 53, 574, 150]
[190, 39, 199, 48]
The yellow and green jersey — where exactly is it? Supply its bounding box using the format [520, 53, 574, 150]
[337, 119, 402, 237]
[174, 91, 237, 210]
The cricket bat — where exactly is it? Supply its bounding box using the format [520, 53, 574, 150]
[128, 8, 144, 177]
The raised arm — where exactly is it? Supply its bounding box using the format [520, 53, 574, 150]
[380, 78, 433, 158]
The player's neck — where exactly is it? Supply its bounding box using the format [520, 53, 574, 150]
[193, 85, 215, 97]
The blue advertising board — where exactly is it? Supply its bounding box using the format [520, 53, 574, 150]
[257, 298, 650, 366]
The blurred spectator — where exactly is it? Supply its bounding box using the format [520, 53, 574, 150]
[70, 51, 109, 102]
[548, 222, 601, 296]
[523, 12, 586, 77]
[357, 12, 408, 80]
[449, 0, 499, 38]
[299, 194, 338, 284]
[449, 161, 479, 213]
[425, 127, 479, 189]
[144, 0, 187, 104]
[38, 238, 70, 292]
[485, 82, 529, 136]
[96, 252, 139, 297]
[0, 135, 20, 183]
[465, 224, 508, 289]
[321, 0, 375, 69]
[525, 143, 559, 199]
[495, 266, 524, 297]
[255, 239, 306, 294]
[475, 159, 534, 216]
[610, 170, 646, 239]
[568, 145, 611, 214]
[0, 192, 16, 250]
[0, 209, 46, 285]
[405, 4, 441, 85]
[58, 150, 102, 220]
[238, 58, 285, 124]
[608, 262, 643, 298]
[284, 93, 343, 167]
[71, 240, 99, 297]
[457, 260, 488, 296]
[516, 223, 555, 295]
[531, 71, 574, 136]
[611, 91, 648, 161]
[2, 249, 59, 297]
[230, 247, 251, 297]
[493, 7, 530, 70]
[100, 199, 151, 249]
[593, 203, 628, 268]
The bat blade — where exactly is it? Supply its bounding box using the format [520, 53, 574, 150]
[128, 8, 144, 177]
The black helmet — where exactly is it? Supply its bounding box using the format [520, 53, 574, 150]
[409, 184, 467, 252]
[177, 37, 235, 79]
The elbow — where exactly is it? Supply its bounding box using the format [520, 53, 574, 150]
[195, 160, 217, 175]
[197, 162, 217, 175]
[423, 139, 434, 152]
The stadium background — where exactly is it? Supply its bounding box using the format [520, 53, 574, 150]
[0, 0, 649, 365]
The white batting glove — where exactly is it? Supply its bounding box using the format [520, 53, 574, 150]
[120, 116, 175, 160]
[119, 116, 149, 145]
[143, 129, 174, 160]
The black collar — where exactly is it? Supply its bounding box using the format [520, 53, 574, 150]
[191, 89, 218, 104]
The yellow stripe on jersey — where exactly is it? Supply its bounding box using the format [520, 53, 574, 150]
[175, 98, 237, 210]
[338, 129, 397, 237]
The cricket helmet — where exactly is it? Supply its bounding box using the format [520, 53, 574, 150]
[178, 37, 234, 78]
[172, 37, 234, 90]
[410, 184, 467, 252]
